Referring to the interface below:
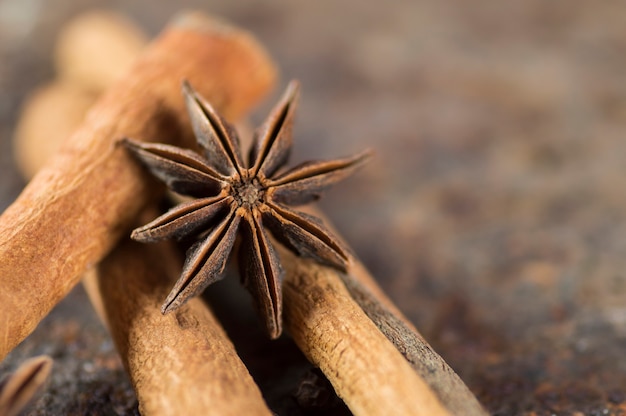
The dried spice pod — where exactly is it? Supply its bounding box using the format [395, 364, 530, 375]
[123, 80, 372, 339]
[7, 11, 485, 416]
[15, 12, 147, 180]
[0, 11, 277, 360]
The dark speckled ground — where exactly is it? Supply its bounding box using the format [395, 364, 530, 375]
[2, 1, 626, 415]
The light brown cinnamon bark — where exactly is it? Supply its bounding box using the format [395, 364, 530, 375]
[281, 251, 451, 416]
[0, 11, 277, 360]
[339, 267, 488, 416]
[283, 208, 488, 416]
[83, 238, 271, 416]
[8, 13, 484, 413]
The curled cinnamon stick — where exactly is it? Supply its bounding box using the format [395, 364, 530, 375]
[8, 13, 484, 414]
[14, 11, 148, 180]
[281, 252, 451, 416]
[339, 267, 487, 416]
[0, 11, 277, 360]
[83, 238, 271, 415]
[282, 208, 488, 416]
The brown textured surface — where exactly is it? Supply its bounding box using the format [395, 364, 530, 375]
[2, 1, 626, 415]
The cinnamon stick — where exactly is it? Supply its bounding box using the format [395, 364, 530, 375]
[282, 208, 488, 416]
[83, 238, 271, 415]
[8, 14, 484, 413]
[339, 267, 487, 416]
[14, 11, 148, 180]
[281, 252, 451, 416]
[0, 11, 277, 360]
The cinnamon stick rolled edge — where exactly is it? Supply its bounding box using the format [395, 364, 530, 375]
[282, 251, 451, 416]
[83, 239, 272, 416]
[282, 208, 487, 416]
[0, 11, 277, 360]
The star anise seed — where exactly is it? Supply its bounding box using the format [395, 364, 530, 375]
[123, 80, 371, 339]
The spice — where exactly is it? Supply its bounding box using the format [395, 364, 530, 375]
[123, 80, 371, 338]
[280, 207, 489, 416]
[0, 356, 52, 416]
[0, 11, 277, 361]
[83, 237, 272, 415]
[280, 250, 452, 416]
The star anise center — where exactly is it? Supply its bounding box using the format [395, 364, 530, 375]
[122, 80, 372, 339]
[233, 176, 264, 208]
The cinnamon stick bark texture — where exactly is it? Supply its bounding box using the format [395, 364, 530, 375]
[83, 239, 271, 416]
[281, 252, 451, 416]
[0, 11, 277, 360]
[294, 208, 487, 415]
[339, 268, 488, 416]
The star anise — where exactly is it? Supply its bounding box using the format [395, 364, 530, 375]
[122, 80, 371, 338]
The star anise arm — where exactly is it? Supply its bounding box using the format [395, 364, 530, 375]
[261, 202, 350, 271]
[248, 80, 299, 176]
[161, 207, 241, 314]
[239, 209, 284, 339]
[267, 149, 372, 206]
[131, 195, 233, 243]
[0, 356, 52, 416]
[122, 138, 224, 197]
[182, 81, 245, 176]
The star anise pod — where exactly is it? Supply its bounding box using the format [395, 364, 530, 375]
[122, 80, 371, 338]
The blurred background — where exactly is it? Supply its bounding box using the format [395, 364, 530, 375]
[2, 1, 626, 414]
